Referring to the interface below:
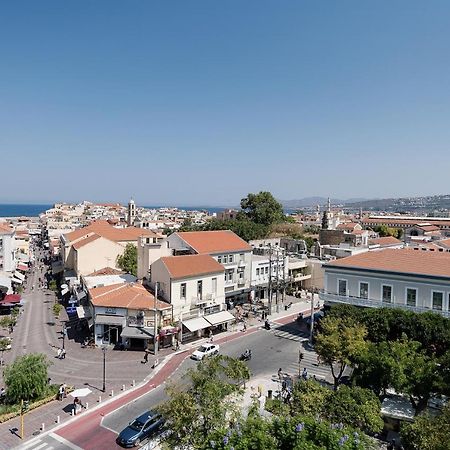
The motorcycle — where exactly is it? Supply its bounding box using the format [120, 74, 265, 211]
[240, 350, 252, 361]
[264, 320, 271, 330]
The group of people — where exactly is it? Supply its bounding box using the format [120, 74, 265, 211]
[57, 347, 66, 359]
[57, 383, 67, 401]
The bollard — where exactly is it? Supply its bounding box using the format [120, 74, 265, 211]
[122, 384, 125, 391]
[41, 423, 45, 431]
[98, 395, 102, 403]
[85, 402, 89, 410]
[110, 390, 114, 397]
[71, 409, 75, 416]
[56, 415, 60, 424]
[132, 380, 135, 386]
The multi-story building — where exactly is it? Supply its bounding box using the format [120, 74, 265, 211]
[166, 230, 253, 305]
[320, 248, 450, 317]
[150, 254, 234, 341]
[0, 222, 16, 273]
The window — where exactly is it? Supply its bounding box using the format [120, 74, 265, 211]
[218, 256, 222, 263]
[212, 278, 217, 295]
[228, 254, 233, 263]
[406, 288, 416, 307]
[265, 267, 269, 274]
[359, 282, 369, 299]
[338, 280, 347, 297]
[223, 255, 228, 264]
[256, 268, 260, 276]
[225, 269, 234, 282]
[432, 292, 443, 310]
[382, 285, 392, 303]
[239, 253, 244, 262]
[197, 280, 203, 299]
[239, 270, 244, 280]
[180, 283, 186, 300]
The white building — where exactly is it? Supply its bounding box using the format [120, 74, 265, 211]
[166, 230, 253, 305]
[320, 248, 450, 317]
[150, 254, 234, 341]
[0, 222, 16, 274]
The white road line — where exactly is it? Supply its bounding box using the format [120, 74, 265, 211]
[49, 433, 84, 450]
[29, 443, 47, 450]
[17, 439, 42, 450]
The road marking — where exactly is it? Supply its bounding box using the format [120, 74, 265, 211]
[30, 444, 48, 450]
[17, 439, 42, 450]
[49, 433, 84, 450]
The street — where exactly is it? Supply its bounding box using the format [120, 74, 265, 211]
[16, 317, 332, 450]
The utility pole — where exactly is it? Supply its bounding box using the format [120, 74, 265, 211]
[268, 244, 273, 316]
[282, 253, 286, 304]
[154, 282, 159, 356]
[102, 347, 106, 392]
[309, 291, 315, 345]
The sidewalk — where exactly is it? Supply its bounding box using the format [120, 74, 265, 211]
[3, 299, 316, 449]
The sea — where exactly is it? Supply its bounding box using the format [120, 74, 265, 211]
[0, 204, 52, 218]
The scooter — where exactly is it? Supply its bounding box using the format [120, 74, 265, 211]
[239, 350, 252, 361]
[264, 320, 271, 330]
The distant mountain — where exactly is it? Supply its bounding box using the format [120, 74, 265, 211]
[281, 197, 369, 209]
[345, 194, 450, 212]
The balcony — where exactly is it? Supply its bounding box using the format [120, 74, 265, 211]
[191, 293, 214, 306]
[319, 292, 450, 318]
[225, 277, 237, 286]
[290, 273, 312, 282]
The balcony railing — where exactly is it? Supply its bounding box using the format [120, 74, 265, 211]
[191, 293, 214, 305]
[319, 292, 450, 318]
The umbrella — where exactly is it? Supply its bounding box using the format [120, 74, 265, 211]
[69, 388, 92, 398]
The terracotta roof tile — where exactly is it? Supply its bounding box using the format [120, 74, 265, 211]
[64, 220, 156, 243]
[88, 267, 124, 276]
[327, 248, 450, 278]
[161, 255, 224, 279]
[72, 233, 102, 250]
[369, 237, 402, 246]
[89, 283, 170, 310]
[176, 230, 251, 254]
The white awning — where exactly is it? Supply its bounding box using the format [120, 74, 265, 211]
[95, 314, 125, 326]
[13, 271, 25, 281]
[183, 317, 210, 332]
[11, 277, 23, 285]
[204, 310, 235, 326]
[121, 326, 154, 339]
[61, 287, 69, 296]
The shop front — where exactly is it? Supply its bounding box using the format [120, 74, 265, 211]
[120, 326, 154, 350]
[94, 313, 125, 346]
[181, 316, 210, 343]
[205, 310, 236, 333]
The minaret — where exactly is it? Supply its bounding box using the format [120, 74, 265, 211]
[327, 197, 331, 214]
[316, 204, 320, 220]
[127, 198, 136, 226]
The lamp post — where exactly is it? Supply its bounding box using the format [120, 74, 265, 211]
[102, 346, 107, 392]
[62, 324, 66, 350]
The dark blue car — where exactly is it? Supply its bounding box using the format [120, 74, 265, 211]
[116, 410, 164, 447]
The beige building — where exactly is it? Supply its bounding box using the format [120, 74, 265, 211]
[61, 220, 161, 277]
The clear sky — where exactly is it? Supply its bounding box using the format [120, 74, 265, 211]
[1, 1, 450, 206]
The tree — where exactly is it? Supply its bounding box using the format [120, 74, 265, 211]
[290, 379, 331, 417]
[159, 355, 250, 449]
[240, 192, 285, 226]
[401, 404, 450, 450]
[324, 385, 383, 434]
[315, 316, 368, 389]
[52, 303, 62, 318]
[48, 279, 58, 292]
[116, 243, 138, 276]
[321, 210, 329, 230]
[0, 338, 10, 366]
[3, 353, 50, 403]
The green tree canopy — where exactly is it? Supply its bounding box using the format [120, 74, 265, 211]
[240, 191, 285, 226]
[3, 353, 50, 403]
[116, 243, 137, 276]
[315, 316, 368, 389]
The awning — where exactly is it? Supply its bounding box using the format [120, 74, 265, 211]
[13, 271, 25, 281]
[11, 277, 23, 285]
[182, 316, 210, 332]
[17, 264, 29, 272]
[95, 314, 125, 326]
[121, 326, 154, 339]
[205, 310, 235, 326]
[61, 287, 69, 296]
[76, 306, 92, 319]
[75, 290, 87, 301]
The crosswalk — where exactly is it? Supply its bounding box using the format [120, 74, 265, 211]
[17, 433, 82, 450]
[268, 321, 332, 382]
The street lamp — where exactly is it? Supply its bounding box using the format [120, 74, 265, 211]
[102, 346, 107, 392]
[62, 324, 66, 350]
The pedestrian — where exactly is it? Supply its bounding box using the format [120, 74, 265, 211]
[73, 396, 81, 415]
[209, 330, 213, 342]
[278, 368, 283, 382]
[61, 348, 66, 359]
[58, 384, 64, 401]
[243, 320, 247, 332]
[302, 367, 308, 381]
[57, 348, 62, 359]
[143, 349, 149, 364]
[62, 383, 67, 398]
[174, 339, 180, 351]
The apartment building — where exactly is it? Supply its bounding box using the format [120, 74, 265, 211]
[166, 230, 253, 305]
[150, 254, 234, 341]
[320, 248, 450, 317]
[0, 222, 16, 273]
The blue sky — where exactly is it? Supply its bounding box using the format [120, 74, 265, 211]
[1, 1, 450, 205]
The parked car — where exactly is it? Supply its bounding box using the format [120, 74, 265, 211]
[191, 343, 220, 361]
[116, 410, 164, 448]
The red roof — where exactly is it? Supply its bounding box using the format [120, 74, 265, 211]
[176, 230, 251, 254]
[161, 255, 224, 279]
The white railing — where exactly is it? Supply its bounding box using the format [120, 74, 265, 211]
[319, 292, 450, 318]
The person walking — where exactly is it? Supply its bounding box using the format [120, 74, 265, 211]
[73, 396, 81, 415]
[58, 384, 64, 401]
[143, 349, 149, 364]
[60, 348, 66, 359]
[302, 367, 308, 381]
[243, 320, 247, 332]
[209, 330, 213, 342]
